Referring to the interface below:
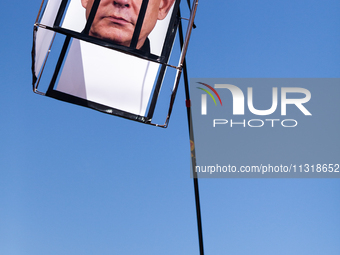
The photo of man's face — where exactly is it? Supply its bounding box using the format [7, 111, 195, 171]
[81, 0, 175, 49]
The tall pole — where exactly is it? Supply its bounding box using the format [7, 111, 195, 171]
[178, 5, 204, 255]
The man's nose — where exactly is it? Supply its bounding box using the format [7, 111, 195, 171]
[113, 0, 130, 8]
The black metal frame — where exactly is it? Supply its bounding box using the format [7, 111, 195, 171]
[32, 0, 181, 124]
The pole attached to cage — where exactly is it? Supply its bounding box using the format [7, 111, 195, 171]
[178, 1, 204, 255]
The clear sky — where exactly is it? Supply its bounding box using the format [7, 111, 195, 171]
[0, 0, 339, 254]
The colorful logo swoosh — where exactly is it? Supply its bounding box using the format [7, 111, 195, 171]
[197, 82, 223, 106]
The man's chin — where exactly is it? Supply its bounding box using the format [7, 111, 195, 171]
[89, 33, 130, 47]
[90, 29, 132, 47]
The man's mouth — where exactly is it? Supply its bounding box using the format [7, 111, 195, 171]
[105, 15, 132, 26]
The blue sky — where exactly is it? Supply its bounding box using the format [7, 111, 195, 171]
[0, 0, 339, 254]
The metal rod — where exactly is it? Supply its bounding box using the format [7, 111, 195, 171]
[159, 0, 199, 127]
[178, 3, 205, 255]
[83, 0, 101, 35]
[176, 0, 198, 72]
[130, 0, 149, 49]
